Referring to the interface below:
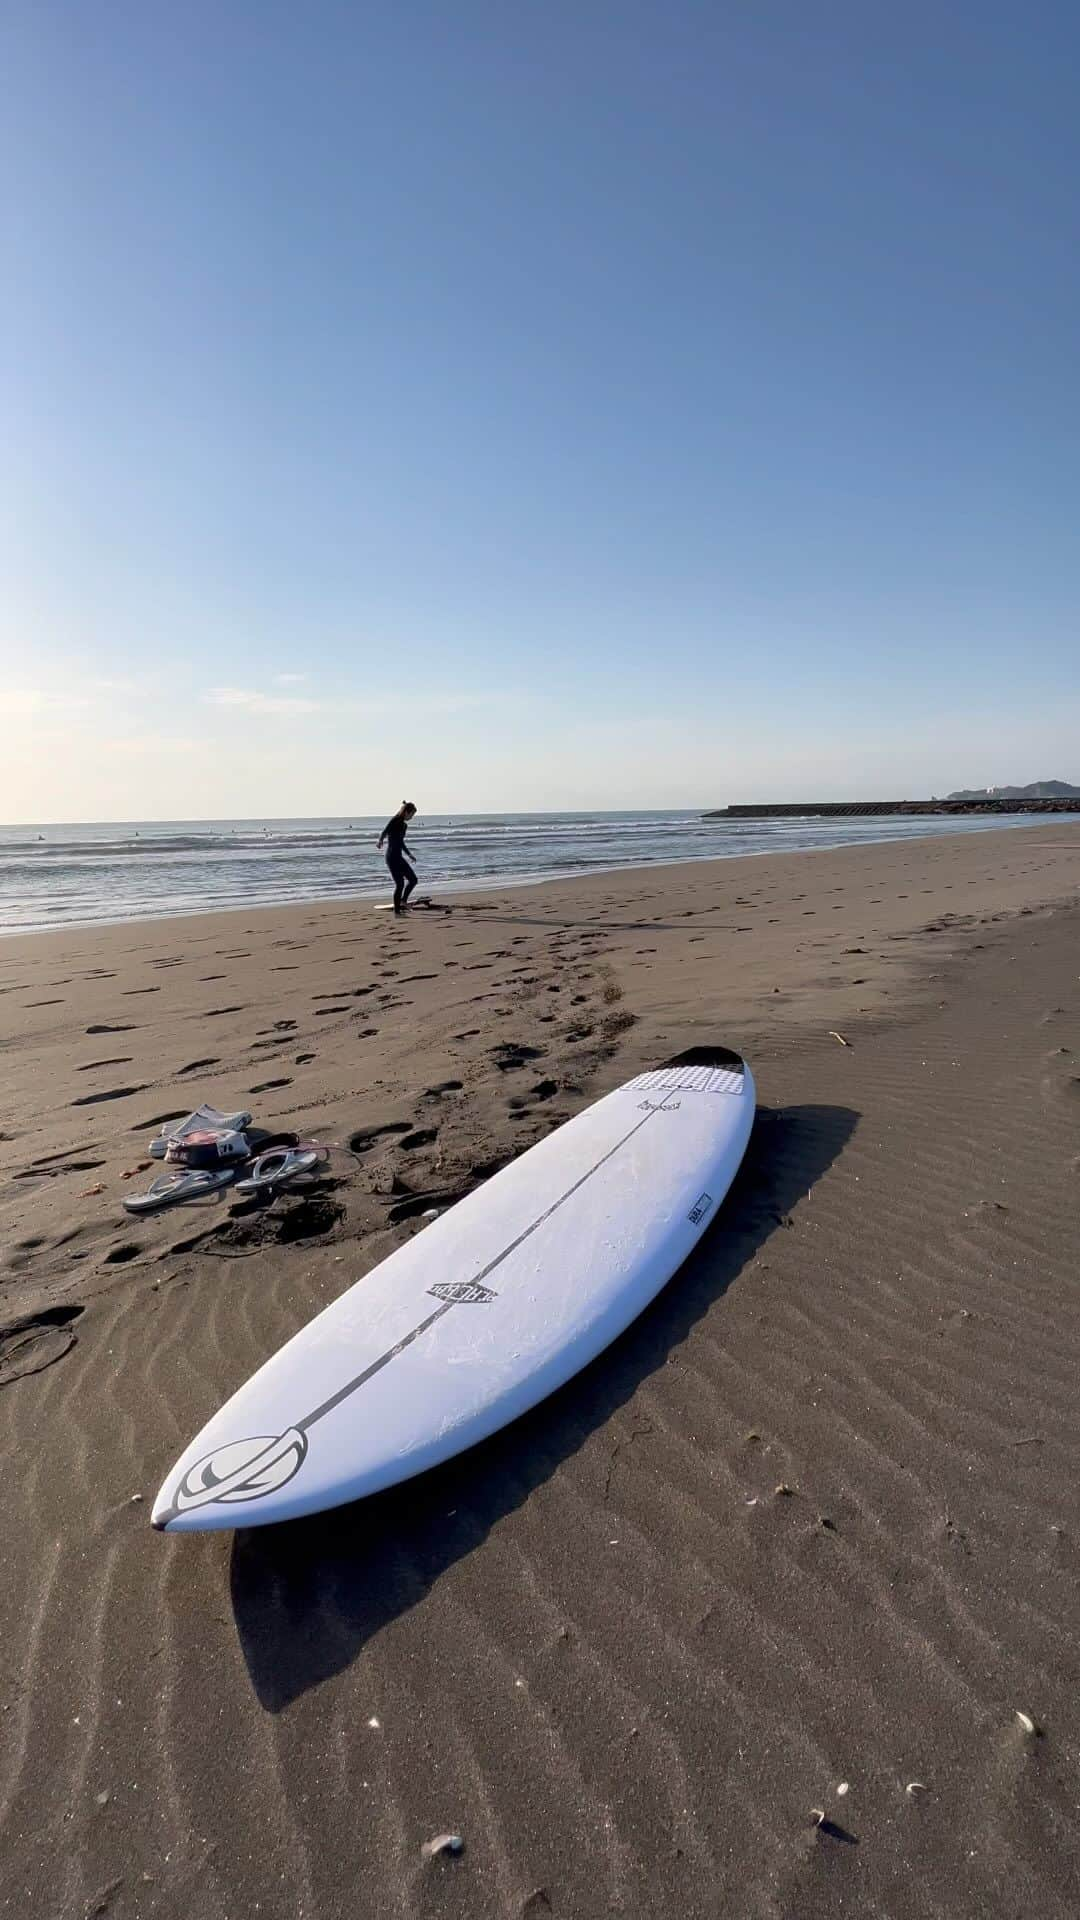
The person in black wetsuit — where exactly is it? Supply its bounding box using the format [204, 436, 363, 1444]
[377, 801, 419, 913]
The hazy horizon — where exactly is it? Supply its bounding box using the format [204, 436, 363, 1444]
[2, 781, 1077, 832]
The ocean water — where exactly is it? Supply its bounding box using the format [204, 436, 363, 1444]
[0, 810, 1046, 936]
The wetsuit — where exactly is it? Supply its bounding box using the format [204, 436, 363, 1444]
[381, 814, 417, 912]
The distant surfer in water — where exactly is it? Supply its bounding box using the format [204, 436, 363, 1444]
[377, 801, 419, 914]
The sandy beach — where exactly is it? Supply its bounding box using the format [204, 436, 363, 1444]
[2, 819, 1079, 1919]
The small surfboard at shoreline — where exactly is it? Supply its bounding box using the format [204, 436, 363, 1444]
[373, 894, 441, 912]
[152, 1046, 755, 1533]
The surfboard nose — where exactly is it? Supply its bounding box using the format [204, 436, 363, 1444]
[150, 1485, 174, 1529]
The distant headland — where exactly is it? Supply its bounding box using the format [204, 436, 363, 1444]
[704, 781, 1080, 820]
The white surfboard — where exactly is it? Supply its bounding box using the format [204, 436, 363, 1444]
[152, 1047, 755, 1532]
[373, 895, 440, 912]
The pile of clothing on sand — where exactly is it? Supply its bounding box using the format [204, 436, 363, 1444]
[123, 1104, 328, 1215]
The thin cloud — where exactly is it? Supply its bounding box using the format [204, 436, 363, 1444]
[199, 683, 529, 724]
[0, 688, 92, 716]
[100, 733, 213, 756]
[204, 686, 322, 716]
[89, 676, 143, 696]
[0, 689, 49, 715]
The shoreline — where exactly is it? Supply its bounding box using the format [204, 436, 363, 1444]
[2, 813, 1074, 945]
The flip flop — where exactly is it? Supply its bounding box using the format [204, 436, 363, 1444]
[122, 1166, 238, 1215]
[234, 1146, 326, 1194]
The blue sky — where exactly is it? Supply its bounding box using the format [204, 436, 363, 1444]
[4, 1, 1078, 820]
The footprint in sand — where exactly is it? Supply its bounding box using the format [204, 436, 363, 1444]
[386, 1187, 470, 1226]
[348, 1121, 413, 1153]
[0, 1305, 84, 1386]
[470, 1155, 510, 1181]
[26, 999, 65, 1008]
[177, 1057, 221, 1075]
[509, 1079, 559, 1110]
[490, 1042, 546, 1071]
[204, 1005, 246, 1017]
[249, 1077, 293, 1094]
[295, 1052, 317, 1065]
[77, 1057, 133, 1071]
[13, 1157, 106, 1182]
[124, 986, 161, 995]
[398, 1127, 438, 1150]
[71, 1084, 148, 1107]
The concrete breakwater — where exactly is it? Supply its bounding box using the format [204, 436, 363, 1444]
[706, 798, 1080, 819]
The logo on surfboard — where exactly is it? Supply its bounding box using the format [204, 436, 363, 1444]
[427, 1281, 498, 1304]
[167, 1429, 310, 1519]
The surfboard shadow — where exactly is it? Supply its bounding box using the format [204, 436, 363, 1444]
[229, 1099, 858, 1710]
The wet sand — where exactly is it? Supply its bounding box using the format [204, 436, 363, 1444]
[1, 821, 1079, 1918]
